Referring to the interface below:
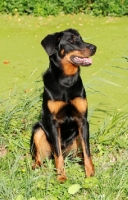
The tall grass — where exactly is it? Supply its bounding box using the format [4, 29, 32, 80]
[0, 76, 128, 200]
[0, 47, 128, 199]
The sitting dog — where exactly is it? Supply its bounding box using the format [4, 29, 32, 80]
[30, 28, 97, 182]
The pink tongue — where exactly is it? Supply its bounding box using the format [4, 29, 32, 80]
[74, 57, 92, 64]
[84, 58, 92, 64]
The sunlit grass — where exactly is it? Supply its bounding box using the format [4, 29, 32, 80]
[0, 73, 128, 200]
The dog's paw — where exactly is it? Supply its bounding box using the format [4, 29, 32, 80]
[86, 164, 95, 177]
[32, 161, 41, 170]
[57, 174, 67, 183]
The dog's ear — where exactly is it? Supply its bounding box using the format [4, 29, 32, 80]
[41, 32, 60, 56]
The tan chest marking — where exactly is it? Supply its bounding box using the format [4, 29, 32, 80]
[70, 97, 87, 113]
[48, 100, 67, 114]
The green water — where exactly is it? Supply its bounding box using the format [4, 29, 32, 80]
[0, 14, 128, 131]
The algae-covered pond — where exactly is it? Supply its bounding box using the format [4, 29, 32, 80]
[0, 14, 128, 131]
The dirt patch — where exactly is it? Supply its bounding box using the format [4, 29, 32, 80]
[0, 145, 7, 157]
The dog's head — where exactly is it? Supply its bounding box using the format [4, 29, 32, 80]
[41, 29, 97, 68]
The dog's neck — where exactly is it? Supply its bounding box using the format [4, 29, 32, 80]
[49, 57, 80, 88]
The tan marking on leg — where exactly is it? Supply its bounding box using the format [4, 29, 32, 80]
[70, 97, 88, 113]
[47, 100, 67, 114]
[54, 154, 67, 182]
[54, 128, 67, 182]
[32, 128, 52, 169]
[79, 129, 94, 177]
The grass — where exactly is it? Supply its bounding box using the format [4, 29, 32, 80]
[0, 14, 128, 200]
[0, 90, 128, 199]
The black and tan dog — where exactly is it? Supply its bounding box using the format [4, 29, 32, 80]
[30, 29, 97, 182]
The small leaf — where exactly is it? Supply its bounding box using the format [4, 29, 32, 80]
[3, 60, 10, 64]
[38, 199, 44, 200]
[48, 196, 58, 200]
[15, 195, 24, 200]
[116, 139, 127, 148]
[29, 197, 37, 200]
[83, 177, 99, 189]
[68, 184, 81, 194]
[98, 135, 112, 144]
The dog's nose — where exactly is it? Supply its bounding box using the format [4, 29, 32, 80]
[89, 45, 97, 55]
[90, 45, 96, 52]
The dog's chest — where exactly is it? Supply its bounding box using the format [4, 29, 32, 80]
[47, 97, 87, 122]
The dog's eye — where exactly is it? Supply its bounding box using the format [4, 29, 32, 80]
[69, 36, 77, 44]
[70, 39, 74, 43]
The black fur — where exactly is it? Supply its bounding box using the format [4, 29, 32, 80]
[30, 29, 97, 180]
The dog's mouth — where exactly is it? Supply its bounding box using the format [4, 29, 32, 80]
[71, 56, 92, 66]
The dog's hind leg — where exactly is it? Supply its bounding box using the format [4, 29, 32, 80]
[31, 126, 52, 169]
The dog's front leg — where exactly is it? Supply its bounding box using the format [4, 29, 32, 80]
[50, 122, 67, 182]
[78, 119, 94, 177]
[48, 100, 67, 182]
